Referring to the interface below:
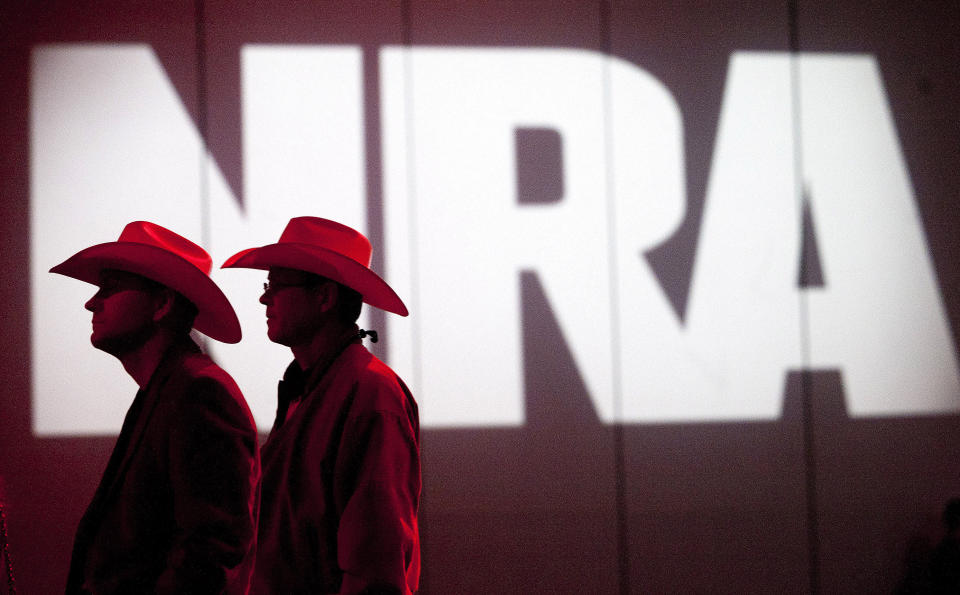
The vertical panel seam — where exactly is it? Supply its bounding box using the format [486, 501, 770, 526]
[788, 1, 821, 593]
[195, 0, 210, 353]
[600, 1, 631, 593]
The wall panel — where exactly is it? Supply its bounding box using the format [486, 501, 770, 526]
[0, 2, 958, 594]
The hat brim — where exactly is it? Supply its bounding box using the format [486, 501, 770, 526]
[50, 242, 242, 343]
[222, 243, 409, 316]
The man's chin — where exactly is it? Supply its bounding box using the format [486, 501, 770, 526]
[266, 320, 292, 346]
[90, 331, 147, 357]
[90, 333, 120, 355]
[266, 329, 292, 347]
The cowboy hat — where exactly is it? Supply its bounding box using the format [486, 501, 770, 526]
[50, 221, 242, 343]
[221, 217, 408, 316]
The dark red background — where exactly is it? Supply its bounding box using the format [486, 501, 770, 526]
[2, 1, 959, 593]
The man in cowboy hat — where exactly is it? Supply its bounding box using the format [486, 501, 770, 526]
[223, 216, 420, 595]
[51, 221, 260, 595]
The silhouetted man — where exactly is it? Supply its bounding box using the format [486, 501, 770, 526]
[224, 216, 420, 595]
[930, 498, 960, 594]
[52, 221, 260, 594]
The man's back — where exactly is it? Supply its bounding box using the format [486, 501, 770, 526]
[68, 341, 260, 595]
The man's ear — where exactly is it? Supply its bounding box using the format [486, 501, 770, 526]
[152, 288, 176, 323]
[314, 280, 339, 314]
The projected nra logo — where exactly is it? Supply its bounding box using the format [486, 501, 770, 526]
[29, 44, 960, 435]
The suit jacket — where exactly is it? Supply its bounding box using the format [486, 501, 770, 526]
[253, 341, 420, 595]
[66, 339, 260, 595]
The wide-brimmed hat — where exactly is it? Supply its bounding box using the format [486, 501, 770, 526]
[50, 221, 242, 343]
[222, 216, 408, 316]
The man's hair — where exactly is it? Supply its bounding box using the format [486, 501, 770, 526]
[159, 289, 200, 336]
[121, 272, 197, 336]
[300, 272, 363, 324]
[332, 282, 363, 324]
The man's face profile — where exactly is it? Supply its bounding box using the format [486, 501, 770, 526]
[259, 267, 327, 348]
[84, 269, 160, 355]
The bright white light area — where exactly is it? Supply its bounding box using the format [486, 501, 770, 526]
[799, 55, 960, 416]
[30, 45, 960, 436]
[383, 48, 960, 424]
[383, 47, 615, 427]
[31, 45, 206, 435]
[207, 44, 370, 428]
[30, 44, 369, 435]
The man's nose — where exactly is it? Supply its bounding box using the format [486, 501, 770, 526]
[259, 290, 271, 306]
[84, 294, 99, 312]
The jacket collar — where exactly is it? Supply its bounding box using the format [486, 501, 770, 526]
[101, 338, 201, 497]
[282, 328, 362, 403]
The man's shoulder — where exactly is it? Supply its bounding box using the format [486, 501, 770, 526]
[339, 344, 407, 388]
[159, 346, 252, 420]
[332, 344, 416, 415]
[178, 349, 240, 389]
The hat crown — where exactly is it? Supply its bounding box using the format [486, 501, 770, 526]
[50, 221, 241, 342]
[221, 216, 408, 316]
[278, 216, 372, 267]
[118, 221, 212, 275]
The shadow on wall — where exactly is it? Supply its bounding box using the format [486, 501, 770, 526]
[897, 497, 960, 594]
